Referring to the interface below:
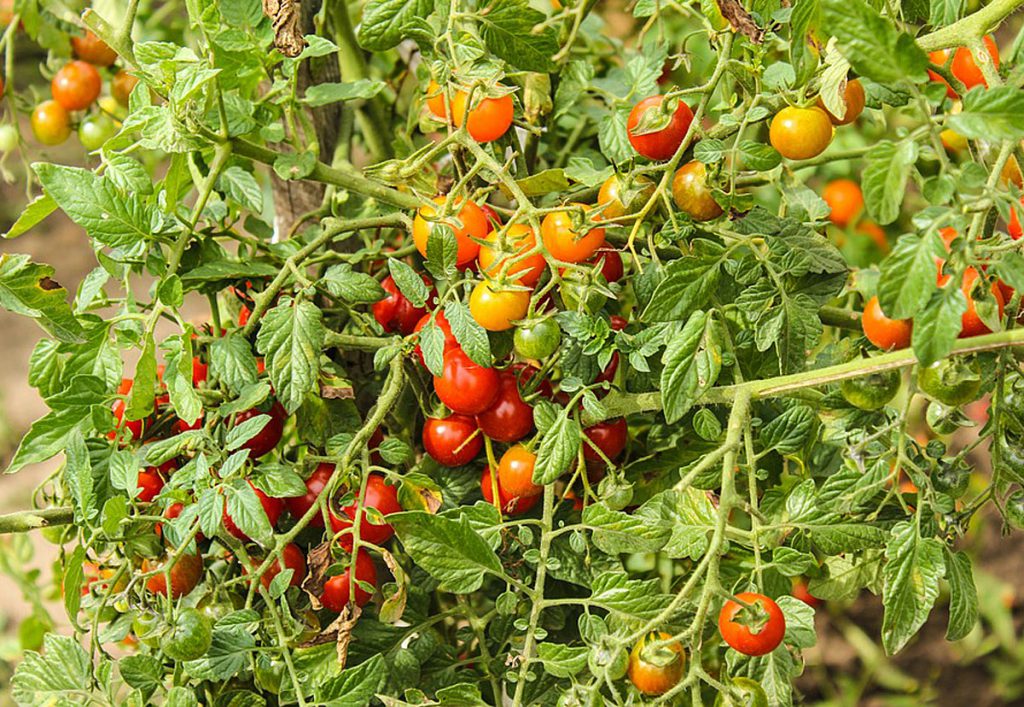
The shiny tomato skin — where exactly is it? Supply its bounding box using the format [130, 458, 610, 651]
[233, 401, 286, 458]
[626, 95, 694, 161]
[791, 579, 822, 608]
[583, 418, 628, 462]
[424, 79, 447, 118]
[817, 78, 865, 125]
[451, 90, 514, 143]
[223, 482, 284, 540]
[822, 178, 863, 227]
[71, 31, 117, 66]
[541, 206, 606, 263]
[329, 474, 402, 549]
[929, 37, 1000, 98]
[434, 349, 500, 415]
[255, 543, 306, 589]
[497, 444, 541, 498]
[476, 371, 534, 443]
[672, 161, 723, 221]
[939, 267, 1005, 338]
[137, 469, 165, 503]
[78, 113, 116, 151]
[321, 549, 377, 611]
[285, 462, 333, 527]
[51, 60, 102, 111]
[477, 224, 546, 287]
[112, 70, 139, 106]
[1008, 198, 1024, 240]
[628, 631, 685, 696]
[469, 282, 530, 332]
[480, 468, 539, 515]
[413, 196, 488, 266]
[373, 274, 431, 335]
[594, 351, 620, 387]
[514, 318, 561, 360]
[718, 592, 786, 656]
[862, 296, 912, 351]
[588, 248, 624, 283]
[31, 100, 72, 145]
[609, 315, 628, 331]
[143, 552, 203, 598]
[413, 310, 459, 366]
[769, 106, 833, 160]
[597, 174, 654, 221]
[423, 414, 482, 467]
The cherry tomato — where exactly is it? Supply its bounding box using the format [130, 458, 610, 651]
[423, 414, 482, 466]
[480, 467, 539, 515]
[251, 543, 306, 589]
[477, 224, 546, 287]
[31, 100, 71, 145]
[610, 315, 628, 331]
[514, 318, 561, 360]
[285, 462, 333, 527]
[330, 473, 402, 548]
[597, 173, 654, 221]
[627, 631, 684, 696]
[626, 94, 694, 161]
[817, 78, 865, 125]
[917, 357, 982, 407]
[791, 580, 821, 608]
[0, 123, 18, 152]
[862, 296, 912, 350]
[822, 179, 863, 227]
[932, 460, 970, 498]
[78, 113, 116, 151]
[233, 401, 286, 458]
[451, 88, 515, 143]
[941, 127, 968, 152]
[928, 36, 999, 98]
[937, 267, 1004, 338]
[496, 444, 541, 499]
[769, 106, 833, 160]
[583, 418, 628, 462]
[112, 70, 139, 106]
[373, 274, 431, 335]
[321, 549, 377, 610]
[855, 221, 889, 253]
[476, 370, 534, 443]
[110, 378, 149, 441]
[162, 608, 213, 661]
[51, 60, 102, 111]
[714, 677, 770, 707]
[672, 161, 723, 221]
[541, 205, 606, 263]
[80, 562, 126, 596]
[143, 551, 203, 598]
[839, 369, 901, 411]
[413, 196, 488, 266]
[413, 310, 459, 366]
[424, 79, 447, 119]
[718, 592, 786, 656]
[595, 351, 620, 387]
[587, 248, 624, 283]
[469, 281, 530, 332]
[137, 469, 165, 503]
[223, 481, 284, 540]
[434, 349, 500, 415]
[1008, 197, 1024, 240]
[480, 203, 502, 229]
[71, 31, 117, 66]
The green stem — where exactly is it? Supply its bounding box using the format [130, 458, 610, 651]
[0, 507, 74, 534]
[917, 0, 1024, 52]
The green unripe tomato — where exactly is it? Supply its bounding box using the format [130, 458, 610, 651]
[917, 358, 982, 407]
[839, 369, 900, 410]
[162, 607, 212, 661]
[78, 114, 117, 151]
[926, 401, 965, 435]
[714, 677, 769, 707]
[587, 642, 628, 681]
[932, 460, 970, 498]
[254, 654, 286, 695]
[131, 611, 163, 648]
[514, 318, 561, 360]
[999, 433, 1024, 478]
[0, 124, 18, 152]
[598, 475, 633, 511]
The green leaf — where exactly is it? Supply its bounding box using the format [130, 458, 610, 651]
[255, 297, 325, 414]
[226, 415, 269, 451]
[0, 254, 83, 343]
[322, 264, 385, 304]
[210, 333, 259, 393]
[389, 511, 503, 593]
[162, 334, 203, 426]
[994, 252, 1024, 294]
[273, 151, 317, 181]
[862, 141, 918, 225]
[183, 626, 255, 680]
[478, 0, 558, 72]
[882, 521, 945, 654]
[126, 335, 157, 422]
[760, 405, 816, 454]
[582, 502, 671, 554]
[877, 233, 941, 319]
[911, 285, 967, 367]
[660, 310, 720, 423]
[357, 0, 433, 50]
[8, 409, 89, 473]
[739, 140, 782, 171]
[643, 488, 717, 559]
[302, 79, 386, 107]
[219, 166, 263, 213]
[224, 478, 273, 545]
[33, 164, 156, 249]
[62, 546, 86, 624]
[589, 573, 674, 622]
[821, 0, 928, 84]
[444, 300, 491, 366]
[643, 244, 725, 321]
[12, 633, 94, 706]
[318, 654, 387, 704]
[388, 259, 429, 308]
[64, 432, 95, 524]
[120, 654, 163, 692]
[537, 643, 589, 678]
[3, 194, 56, 239]
[533, 409, 581, 484]
[948, 86, 1024, 141]
[777, 595, 818, 649]
[944, 548, 978, 641]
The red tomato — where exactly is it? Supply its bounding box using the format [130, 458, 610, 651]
[938, 267, 1005, 337]
[413, 196, 488, 266]
[862, 296, 912, 350]
[583, 418, 628, 462]
[233, 401, 286, 458]
[822, 179, 863, 227]
[252, 543, 306, 589]
[321, 549, 377, 610]
[285, 462, 333, 527]
[157, 501, 205, 541]
[31, 100, 71, 145]
[434, 349, 500, 415]
[480, 468, 539, 515]
[112, 70, 138, 106]
[929, 36, 999, 98]
[110, 378, 150, 441]
[137, 469, 165, 503]
[476, 370, 534, 443]
[477, 224, 546, 287]
[71, 31, 117, 66]
[373, 274, 431, 335]
[627, 95, 694, 161]
[791, 579, 821, 608]
[628, 632, 685, 696]
[223, 481, 284, 540]
[586, 248, 624, 283]
[143, 552, 203, 598]
[718, 592, 786, 656]
[541, 205, 606, 263]
[329, 474, 402, 549]
[51, 60, 102, 111]
[497, 444, 541, 498]
[671, 161, 723, 222]
[413, 310, 459, 366]
[480, 203, 502, 229]
[609, 315, 628, 331]
[423, 414, 482, 467]
[192, 356, 208, 387]
[595, 351, 620, 387]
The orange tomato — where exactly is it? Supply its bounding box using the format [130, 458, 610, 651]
[541, 205, 605, 263]
[928, 36, 999, 98]
[817, 78, 865, 125]
[477, 224, 546, 287]
[412, 196, 489, 266]
[469, 282, 530, 331]
[822, 179, 863, 227]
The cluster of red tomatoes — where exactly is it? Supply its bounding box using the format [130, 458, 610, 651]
[21, 29, 137, 150]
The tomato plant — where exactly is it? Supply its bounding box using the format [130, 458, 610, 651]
[718, 593, 787, 656]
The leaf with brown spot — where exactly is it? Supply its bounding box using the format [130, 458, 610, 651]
[0, 254, 83, 342]
[716, 0, 765, 43]
[301, 540, 333, 609]
[262, 0, 306, 57]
